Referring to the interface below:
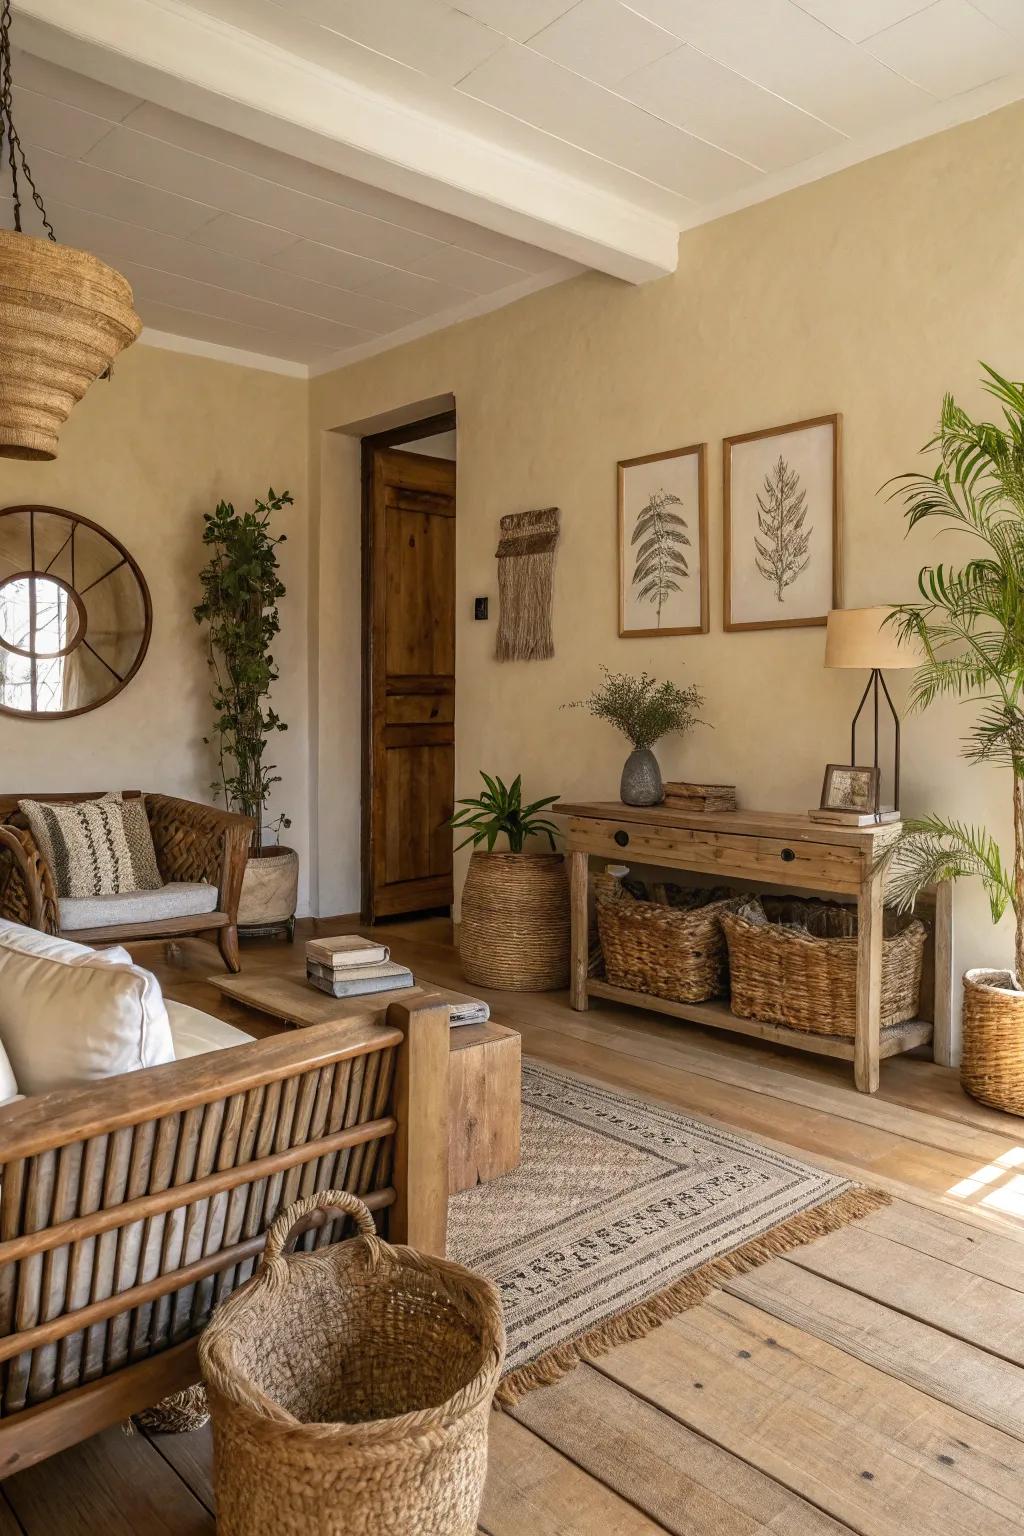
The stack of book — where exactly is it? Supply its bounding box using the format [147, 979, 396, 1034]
[305, 934, 414, 998]
[662, 781, 738, 814]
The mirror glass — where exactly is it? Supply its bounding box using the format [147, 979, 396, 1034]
[0, 507, 151, 719]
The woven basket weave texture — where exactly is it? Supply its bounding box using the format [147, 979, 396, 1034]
[0, 230, 141, 460]
[961, 969, 1024, 1116]
[199, 1191, 505, 1536]
[721, 897, 926, 1038]
[596, 890, 733, 1003]
[459, 851, 569, 990]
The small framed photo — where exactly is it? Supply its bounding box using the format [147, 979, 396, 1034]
[618, 443, 708, 637]
[724, 414, 842, 631]
[820, 763, 880, 814]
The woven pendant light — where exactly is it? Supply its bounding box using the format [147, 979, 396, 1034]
[0, 1, 141, 460]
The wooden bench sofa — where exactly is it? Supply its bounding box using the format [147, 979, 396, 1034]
[0, 997, 450, 1474]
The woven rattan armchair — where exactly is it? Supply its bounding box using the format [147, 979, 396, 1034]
[0, 791, 252, 972]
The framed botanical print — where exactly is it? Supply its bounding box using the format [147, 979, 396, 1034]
[724, 414, 842, 632]
[618, 442, 708, 638]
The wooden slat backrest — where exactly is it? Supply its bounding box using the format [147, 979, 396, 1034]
[0, 1011, 437, 1420]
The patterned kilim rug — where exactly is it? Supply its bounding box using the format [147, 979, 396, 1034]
[447, 1060, 887, 1405]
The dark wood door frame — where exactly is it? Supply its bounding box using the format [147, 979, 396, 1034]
[360, 409, 457, 923]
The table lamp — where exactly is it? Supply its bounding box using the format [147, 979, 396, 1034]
[825, 606, 919, 813]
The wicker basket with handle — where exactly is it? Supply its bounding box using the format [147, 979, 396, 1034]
[199, 1191, 505, 1536]
[720, 897, 926, 1038]
[596, 887, 735, 1004]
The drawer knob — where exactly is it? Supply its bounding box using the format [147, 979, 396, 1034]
[780, 847, 796, 862]
[614, 830, 630, 848]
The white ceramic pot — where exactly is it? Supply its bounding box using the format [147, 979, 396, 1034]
[238, 846, 299, 930]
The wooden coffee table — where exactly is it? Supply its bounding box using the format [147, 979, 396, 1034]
[210, 970, 521, 1193]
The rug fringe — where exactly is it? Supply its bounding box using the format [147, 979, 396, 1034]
[495, 1185, 890, 1408]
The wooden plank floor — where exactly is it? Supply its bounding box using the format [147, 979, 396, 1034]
[5, 916, 1023, 1536]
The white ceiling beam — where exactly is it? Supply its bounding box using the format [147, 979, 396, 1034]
[13, 0, 679, 284]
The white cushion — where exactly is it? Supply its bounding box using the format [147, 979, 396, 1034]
[0, 1034, 19, 1105]
[167, 1000, 253, 1059]
[0, 919, 174, 1094]
[60, 882, 219, 930]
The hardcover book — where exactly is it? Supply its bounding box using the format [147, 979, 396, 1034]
[305, 935, 390, 967]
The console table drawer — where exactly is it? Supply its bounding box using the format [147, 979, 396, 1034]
[565, 816, 863, 894]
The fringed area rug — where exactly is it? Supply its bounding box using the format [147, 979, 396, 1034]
[447, 1061, 887, 1406]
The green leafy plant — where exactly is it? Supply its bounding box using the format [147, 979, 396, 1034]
[193, 488, 293, 855]
[564, 666, 705, 750]
[450, 773, 560, 853]
[878, 366, 1024, 980]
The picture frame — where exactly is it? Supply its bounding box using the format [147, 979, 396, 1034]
[618, 442, 708, 638]
[819, 763, 880, 815]
[724, 414, 842, 632]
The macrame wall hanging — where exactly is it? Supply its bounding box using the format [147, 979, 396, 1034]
[494, 507, 560, 662]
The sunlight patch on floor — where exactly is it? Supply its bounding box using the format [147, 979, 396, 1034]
[947, 1146, 1024, 1215]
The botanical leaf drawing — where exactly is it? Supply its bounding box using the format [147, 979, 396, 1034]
[754, 455, 811, 602]
[630, 487, 690, 625]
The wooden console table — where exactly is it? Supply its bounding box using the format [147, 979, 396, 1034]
[561, 802, 953, 1095]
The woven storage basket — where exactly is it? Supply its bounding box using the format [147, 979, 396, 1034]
[721, 898, 926, 1038]
[596, 888, 733, 1003]
[459, 850, 569, 990]
[0, 230, 141, 461]
[199, 1191, 505, 1536]
[961, 969, 1024, 1116]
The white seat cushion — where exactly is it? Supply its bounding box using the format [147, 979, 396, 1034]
[60, 882, 219, 931]
[0, 919, 174, 1093]
[166, 1000, 253, 1059]
[0, 1034, 19, 1106]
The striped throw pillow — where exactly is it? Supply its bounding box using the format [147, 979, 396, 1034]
[19, 794, 163, 899]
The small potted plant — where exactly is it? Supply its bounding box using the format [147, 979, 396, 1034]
[566, 666, 705, 805]
[880, 366, 1024, 1115]
[451, 773, 567, 991]
[194, 488, 298, 940]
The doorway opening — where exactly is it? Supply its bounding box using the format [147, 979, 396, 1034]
[360, 408, 456, 923]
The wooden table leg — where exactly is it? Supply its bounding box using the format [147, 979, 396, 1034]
[931, 879, 955, 1067]
[569, 848, 589, 1011]
[855, 865, 883, 1093]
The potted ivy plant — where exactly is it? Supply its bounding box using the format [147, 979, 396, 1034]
[881, 366, 1024, 1115]
[565, 666, 705, 805]
[451, 773, 567, 991]
[194, 488, 298, 940]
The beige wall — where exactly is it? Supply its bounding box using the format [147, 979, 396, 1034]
[312, 100, 1024, 1044]
[0, 344, 312, 910]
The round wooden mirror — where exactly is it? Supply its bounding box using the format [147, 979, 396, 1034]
[0, 505, 151, 719]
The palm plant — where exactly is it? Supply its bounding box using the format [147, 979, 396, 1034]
[450, 773, 560, 852]
[880, 366, 1024, 982]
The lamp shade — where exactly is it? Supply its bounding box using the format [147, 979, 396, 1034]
[824, 606, 919, 669]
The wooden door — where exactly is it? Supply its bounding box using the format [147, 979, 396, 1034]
[364, 448, 456, 920]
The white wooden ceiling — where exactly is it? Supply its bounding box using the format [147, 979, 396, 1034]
[6, 0, 1024, 374]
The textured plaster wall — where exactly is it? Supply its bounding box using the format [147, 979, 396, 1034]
[0, 344, 313, 912]
[310, 100, 1024, 1047]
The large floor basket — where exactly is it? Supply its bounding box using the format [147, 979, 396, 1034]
[199, 1192, 506, 1536]
[720, 897, 926, 1038]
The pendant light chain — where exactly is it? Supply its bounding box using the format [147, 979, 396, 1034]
[0, 0, 55, 241]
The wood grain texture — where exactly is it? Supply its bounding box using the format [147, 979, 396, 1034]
[728, 1260, 1024, 1439]
[511, 1363, 854, 1534]
[449, 1024, 521, 1192]
[481, 1413, 669, 1535]
[4, 1423, 215, 1535]
[596, 1293, 1024, 1535]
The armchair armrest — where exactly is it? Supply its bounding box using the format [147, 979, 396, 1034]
[144, 795, 254, 920]
[0, 823, 59, 934]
